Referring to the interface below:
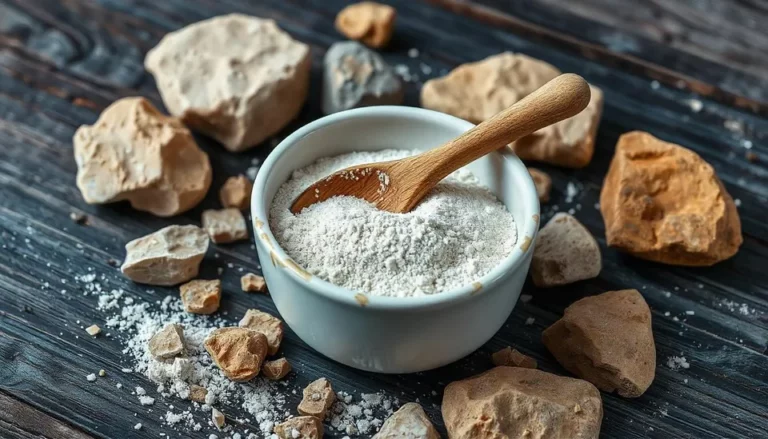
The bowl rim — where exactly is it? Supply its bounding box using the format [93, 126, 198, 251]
[251, 106, 540, 311]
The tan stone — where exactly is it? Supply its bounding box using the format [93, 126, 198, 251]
[121, 225, 209, 286]
[421, 52, 603, 168]
[298, 378, 336, 419]
[531, 213, 601, 287]
[85, 325, 101, 336]
[274, 416, 324, 439]
[372, 402, 440, 439]
[148, 324, 185, 360]
[491, 347, 537, 369]
[212, 408, 225, 430]
[220, 175, 253, 210]
[542, 289, 656, 398]
[239, 309, 283, 355]
[442, 367, 602, 439]
[241, 273, 267, 293]
[528, 168, 552, 203]
[180, 279, 221, 314]
[262, 358, 292, 381]
[202, 208, 249, 244]
[73, 97, 211, 216]
[335, 2, 396, 49]
[600, 131, 742, 266]
[145, 14, 311, 152]
[204, 327, 268, 382]
[188, 385, 208, 403]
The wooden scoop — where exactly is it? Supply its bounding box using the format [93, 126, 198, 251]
[291, 73, 591, 214]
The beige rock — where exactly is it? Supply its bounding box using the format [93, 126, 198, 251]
[180, 279, 221, 314]
[372, 402, 440, 439]
[600, 131, 742, 266]
[85, 324, 101, 336]
[542, 289, 656, 398]
[145, 14, 311, 152]
[241, 273, 267, 293]
[531, 213, 601, 287]
[262, 358, 292, 381]
[442, 367, 602, 439]
[188, 385, 208, 403]
[335, 2, 396, 49]
[202, 208, 249, 244]
[298, 378, 336, 419]
[212, 407, 225, 430]
[220, 175, 253, 210]
[528, 168, 552, 203]
[148, 324, 186, 360]
[121, 225, 209, 286]
[73, 97, 211, 216]
[491, 347, 537, 369]
[204, 327, 268, 382]
[274, 416, 324, 439]
[239, 309, 284, 355]
[421, 52, 603, 168]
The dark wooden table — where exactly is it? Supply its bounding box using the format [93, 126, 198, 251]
[1, 1, 766, 438]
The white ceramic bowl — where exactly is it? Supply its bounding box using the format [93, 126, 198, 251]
[251, 106, 540, 373]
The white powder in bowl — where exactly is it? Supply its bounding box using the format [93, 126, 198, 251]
[269, 149, 517, 297]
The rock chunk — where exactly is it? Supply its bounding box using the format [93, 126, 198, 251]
[528, 168, 552, 203]
[443, 367, 602, 439]
[180, 279, 221, 314]
[241, 273, 267, 293]
[421, 52, 603, 168]
[145, 14, 311, 152]
[298, 378, 336, 419]
[202, 208, 249, 244]
[239, 309, 284, 355]
[322, 41, 403, 115]
[531, 213, 601, 287]
[335, 2, 396, 49]
[372, 402, 440, 439]
[542, 289, 656, 398]
[212, 408, 225, 430]
[204, 327, 268, 382]
[73, 97, 211, 216]
[219, 175, 253, 210]
[262, 358, 292, 381]
[188, 385, 208, 403]
[600, 131, 742, 265]
[148, 324, 186, 360]
[274, 416, 324, 439]
[121, 225, 209, 286]
[491, 347, 537, 369]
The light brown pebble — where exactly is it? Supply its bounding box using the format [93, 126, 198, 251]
[148, 323, 186, 360]
[262, 358, 292, 381]
[274, 416, 324, 439]
[335, 2, 396, 49]
[241, 273, 267, 293]
[180, 279, 221, 314]
[85, 324, 101, 336]
[202, 208, 249, 244]
[528, 168, 552, 203]
[531, 213, 601, 287]
[188, 385, 208, 403]
[219, 175, 253, 210]
[372, 402, 440, 439]
[239, 309, 283, 355]
[491, 346, 537, 369]
[121, 225, 209, 286]
[298, 378, 336, 419]
[204, 327, 268, 382]
[212, 407, 225, 430]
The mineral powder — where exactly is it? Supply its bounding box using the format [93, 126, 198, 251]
[270, 150, 517, 297]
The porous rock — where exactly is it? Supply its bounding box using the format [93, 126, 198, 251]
[239, 309, 284, 355]
[145, 14, 311, 152]
[421, 52, 603, 168]
[262, 358, 292, 381]
[491, 347, 537, 369]
[180, 279, 221, 314]
[188, 385, 208, 403]
[322, 41, 403, 115]
[372, 402, 440, 439]
[531, 213, 601, 287]
[335, 2, 396, 49]
[202, 208, 249, 244]
[148, 324, 185, 360]
[204, 327, 268, 382]
[298, 378, 336, 419]
[600, 131, 742, 266]
[73, 97, 211, 216]
[219, 175, 253, 210]
[542, 289, 656, 398]
[241, 273, 267, 293]
[442, 367, 602, 439]
[121, 225, 209, 286]
[274, 416, 324, 439]
[528, 168, 552, 203]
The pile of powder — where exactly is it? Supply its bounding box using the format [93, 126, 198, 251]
[270, 150, 517, 297]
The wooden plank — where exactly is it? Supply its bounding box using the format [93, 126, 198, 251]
[0, 391, 95, 439]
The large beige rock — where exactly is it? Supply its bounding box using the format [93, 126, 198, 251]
[600, 131, 742, 266]
[531, 213, 601, 287]
[542, 289, 656, 398]
[148, 324, 185, 360]
[372, 402, 440, 439]
[204, 327, 268, 382]
[73, 97, 211, 216]
[421, 53, 603, 168]
[442, 367, 602, 439]
[145, 14, 311, 152]
[121, 225, 209, 286]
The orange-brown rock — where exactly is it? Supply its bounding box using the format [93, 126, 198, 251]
[298, 378, 336, 419]
[442, 367, 602, 439]
[491, 347, 537, 369]
[600, 131, 742, 266]
[239, 309, 284, 355]
[274, 416, 324, 439]
[202, 208, 249, 244]
[542, 289, 656, 398]
[121, 225, 209, 286]
[373, 402, 440, 439]
[531, 213, 602, 287]
[180, 279, 221, 314]
[204, 327, 268, 382]
[219, 175, 253, 210]
[528, 168, 552, 203]
[241, 273, 267, 293]
[262, 358, 292, 381]
[335, 2, 396, 49]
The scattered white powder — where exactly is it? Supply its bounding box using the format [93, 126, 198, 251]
[270, 150, 517, 297]
[666, 356, 690, 371]
[86, 373, 97, 382]
[565, 182, 579, 203]
[329, 391, 397, 435]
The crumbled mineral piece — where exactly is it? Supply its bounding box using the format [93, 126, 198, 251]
[372, 402, 440, 439]
[204, 327, 268, 382]
[145, 14, 311, 152]
[188, 385, 208, 403]
[335, 2, 396, 49]
[219, 175, 253, 210]
[148, 323, 186, 360]
[202, 208, 249, 244]
[121, 225, 209, 286]
[298, 378, 336, 419]
[73, 97, 211, 216]
[528, 168, 552, 203]
[180, 279, 221, 314]
[240, 273, 267, 293]
[274, 416, 324, 439]
[262, 358, 292, 381]
[85, 324, 101, 336]
[531, 213, 601, 287]
[491, 347, 537, 369]
[600, 131, 742, 265]
[212, 407, 225, 430]
[239, 309, 284, 355]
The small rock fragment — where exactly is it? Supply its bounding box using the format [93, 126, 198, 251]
[491, 347, 537, 369]
[180, 279, 221, 314]
[212, 407, 225, 430]
[335, 2, 396, 49]
[219, 175, 253, 210]
[98, 369, 106, 377]
[274, 416, 324, 439]
[443, 367, 602, 439]
[298, 378, 336, 419]
[262, 358, 292, 381]
[121, 225, 209, 286]
[148, 324, 186, 360]
[542, 289, 656, 398]
[202, 208, 249, 244]
[189, 385, 208, 403]
[85, 324, 101, 336]
[528, 168, 552, 203]
[322, 41, 403, 115]
[241, 273, 267, 293]
[70, 212, 88, 225]
[531, 213, 601, 287]
[372, 402, 440, 439]
[239, 309, 284, 355]
[204, 327, 268, 382]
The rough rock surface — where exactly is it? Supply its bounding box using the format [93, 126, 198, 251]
[180, 279, 221, 314]
[322, 41, 403, 115]
[188, 385, 208, 403]
[241, 273, 267, 293]
[202, 208, 249, 244]
[443, 367, 602, 439]
[491, 347, 537, 369]
[239, 309, 284, 355]
[145, 14, 311, 152]
[421, 52, 603, 168]
[219, 175, 253, 210]
[372, 402, 440, 439]
[148, 324, 185, 360]
[600, 131, 742, 266]
[274, 416, 324, 439]
[204, 327, 268, 382]
[262, 358, 292, 381]
[121, 225, 209, 286]
[531, 213, 601, 287]
[73, 97, 211, 216]
[542, 289, 656, 398]
[298, 378, 336, 419]
[335, 2, 396, 49]
[528, 168, 552, 203]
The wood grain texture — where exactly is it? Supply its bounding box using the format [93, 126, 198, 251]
[0, 0, 766, 438]
[0, 391, 95, 439]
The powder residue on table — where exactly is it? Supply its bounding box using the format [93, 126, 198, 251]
[270, 150, 517, 297]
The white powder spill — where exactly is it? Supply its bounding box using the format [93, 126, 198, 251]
[666, 355, 690, 371]
[270, 150, 517, 297]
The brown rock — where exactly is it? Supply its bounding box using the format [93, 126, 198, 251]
[204, 327, 268, 382]
[220, 175, 253, 210]
[121, 225, 209, 286]
[148, 324, 186, 360]
[188, 385, 208, 403]
[372, 402, 440, 439]
[274, 416, 324, 439]
[239, 309, 284, 355]
[262, 358, 292, 381]
[180, 279, 221, 314]
[73, 97, 211, 216]
[531, 213, 601, 287]
[528, 168, 552, 203]
[145, 14, 311, 152]
[241, 273, 267, 293]
[600, 131, 742, 265]
[491, 347, 537, 369]
[202, 208, 249, 244]
[335, 2, 396, 49]
[542, 289, 656, 398]
[298, 378, 336, 419]
[443, 367, 602, 439]
[421, 52, 603, 168]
